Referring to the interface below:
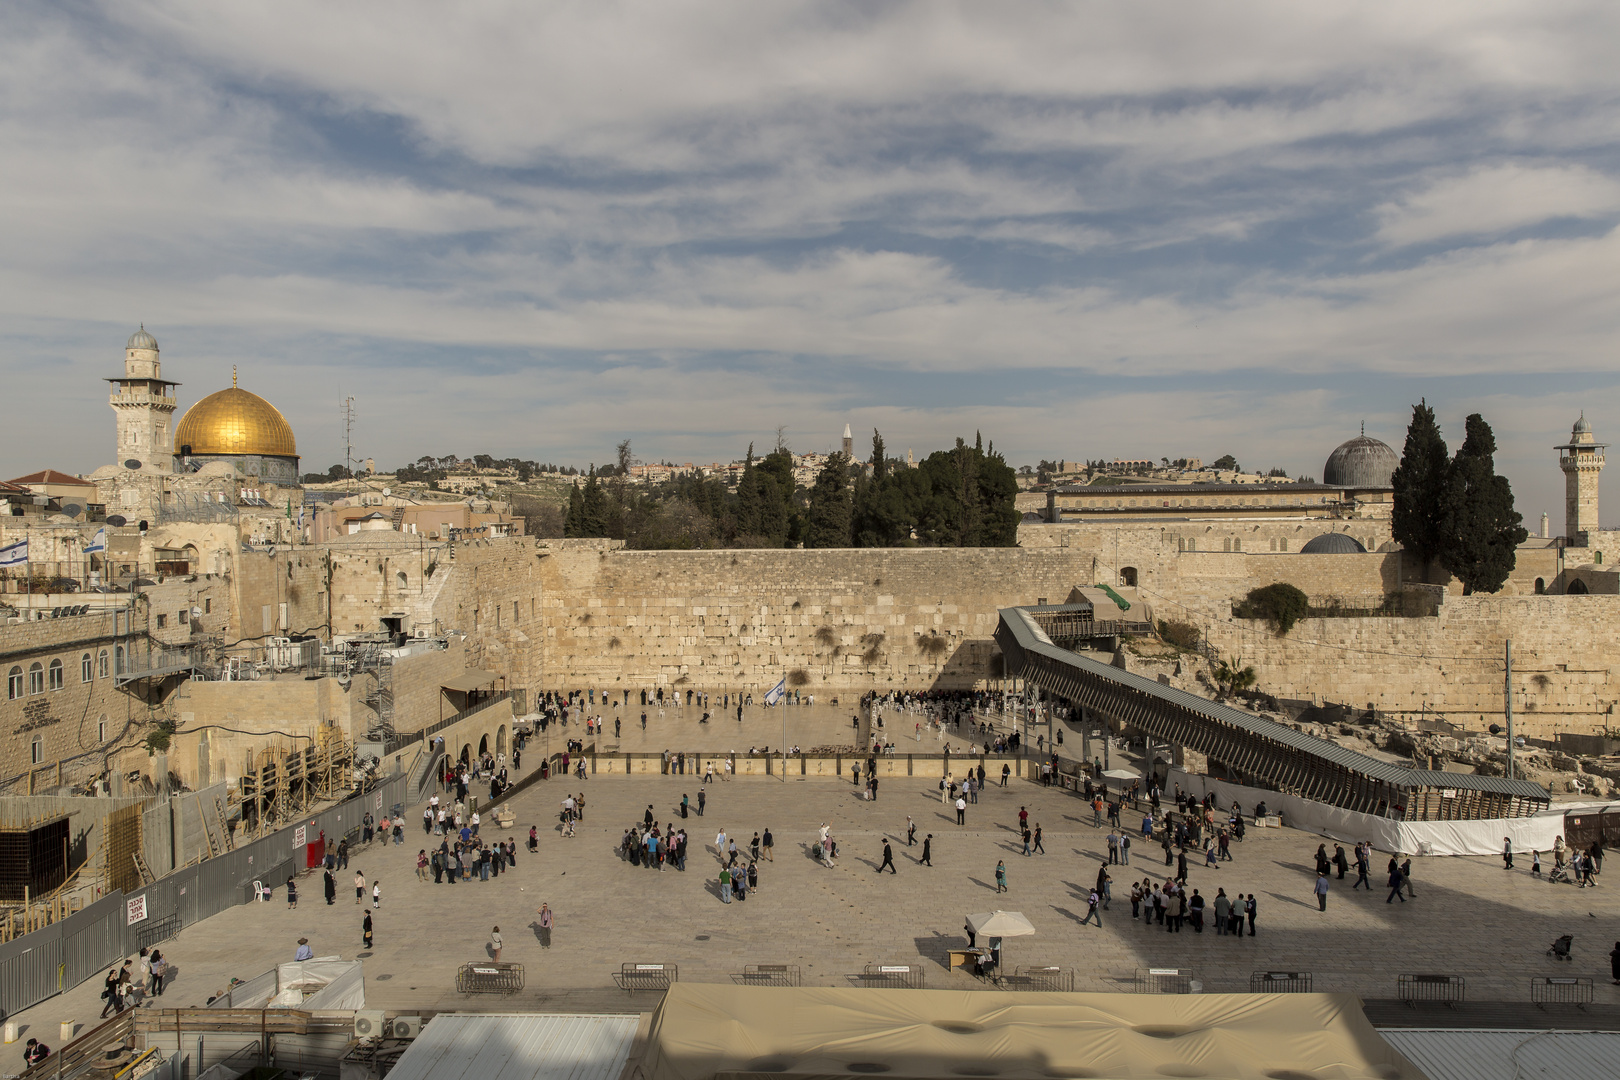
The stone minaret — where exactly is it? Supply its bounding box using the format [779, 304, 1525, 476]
[106, 326, 179, 473]
[1557, 413, 1605, 546]
[842, 423, 853, 459]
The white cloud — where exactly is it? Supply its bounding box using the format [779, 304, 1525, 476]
[1375, 164, 1620, 246]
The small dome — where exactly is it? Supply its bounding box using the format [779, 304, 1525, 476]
[1300, 532, 1367, 554]
[1573, 413, 1591, 435]
[1323, 432, 1397, 487]
[126, 325, 158, 351]
[174, 386, 298, 458]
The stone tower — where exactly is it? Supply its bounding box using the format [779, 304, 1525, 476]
[107, 326, 179, 474]
[1557, 413, 1605, 546]
[842, 423, 853, 459]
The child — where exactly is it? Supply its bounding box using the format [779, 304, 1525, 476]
[1532, 849, 1542, 877]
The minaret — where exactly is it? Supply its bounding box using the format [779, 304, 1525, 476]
[106, 326, 179, 473]
[1556, 413, 1605, 546]
[842, 423, 853, 459]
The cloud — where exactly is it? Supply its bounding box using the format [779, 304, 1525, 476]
[1375, 164, 1620, 247]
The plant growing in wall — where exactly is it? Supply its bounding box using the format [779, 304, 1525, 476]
[815, 626, 838, 648]
[1235, 583, 1309, 635]
[918, 633, 949, 659]
[608, 636, 623, 650]
[1156, 619, 1202, 651]
[860, 632, 886, 665]
[1211, 659, 1256, 697]
[145, 716, 178, 754]
[788, 669, 810, 687]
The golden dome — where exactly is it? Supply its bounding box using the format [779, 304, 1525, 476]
[174, 385, 298, 458]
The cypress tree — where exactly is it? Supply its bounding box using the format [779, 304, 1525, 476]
[1391, 400, 1450, 574]
[804, 452, 854, 548]
[870, 429, 887, 481]
[564, 482, 585, 537]
[1438, 413, 1527, 594]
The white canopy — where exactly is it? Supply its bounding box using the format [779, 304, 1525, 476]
[966, 910, 1036, 937]
[1102, 768, 1141, 781]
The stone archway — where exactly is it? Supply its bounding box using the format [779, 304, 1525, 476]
[459, 743, 471, 764]
[478, 733, 489, 757]
[1120, 566, 1138, 587]
[496, 725, 507, 755]
[1568, 578, 1590, 595]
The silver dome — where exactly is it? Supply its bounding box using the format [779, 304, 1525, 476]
[126, 325, 158, 351]
[1323, 433, 1396, 487]
[1573, 412, 1591, 435]
[1300, 532, 1367, 554]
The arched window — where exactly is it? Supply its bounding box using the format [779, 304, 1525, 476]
[30, 736, 43, 764]
[82, 653, 93, 683]
[397, 571, 408, 588]
[1120, 567, 1139, 587]
[1569, 579, 1590, 595]
[28, 662, 44, 695]
[98, 649, 109, 679]
[6, 666, 20, 700]
[49, 659, 64, 690]
[1534, 578, 1546, 595]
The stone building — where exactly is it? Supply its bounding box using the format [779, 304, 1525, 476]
[1557, 414, 1605, 547]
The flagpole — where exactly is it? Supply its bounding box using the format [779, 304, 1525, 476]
[780, 694, 786, 784]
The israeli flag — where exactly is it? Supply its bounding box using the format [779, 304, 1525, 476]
[763, 677, 787, 707]
[0, 539, 27, 567]
[83, 527, 106, 555]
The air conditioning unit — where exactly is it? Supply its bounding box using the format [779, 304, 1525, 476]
[353, 1011, 386, 1038]
[389, 1017, 422, 1039]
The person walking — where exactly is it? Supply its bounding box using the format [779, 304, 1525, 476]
[719, 866, 733, 903]
[148, 951, 168, 996]
[1609, 940, 1620, 986]
[1314, 872, 1330, 911]
[362, 912, 374, 949]
[1033, 824, 1045, 855]
[1503, 837, 1514, 870]
[100, 966, 121, 1018]
[762, 827, 774, 861]
[956, 797, 967, 825]
[489, 926, 503, 961]
[1401, 857, 1416, 898]
[1080, 887, 1102, 926]
[354, 870, 365, 904]
[1332, 845, 1348, 879]
[324, 869, 337, 905]
[536, 903, 553, 948]
[877, 840, 896, 874]
[921, 834, 933, 866]
[1244, 893, 1257, 936]
[286, 874, 298, 909]
[372, 881, 381, 909]
[906, 817, 916, 846]
[1351, 845, 1371, 890]
[995, 860, 1008, 893]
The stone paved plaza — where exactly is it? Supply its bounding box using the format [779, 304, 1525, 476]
[14, 771, 1620, 1040]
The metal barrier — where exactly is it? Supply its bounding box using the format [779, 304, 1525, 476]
[135, 913, 182, 952]
[1250, 971, 1313, 993]
[735, 963, 801, 987]
[1531, 976, 1592, 1009]
[1136, 967, 1192, 994]
[455, 962, 525, 995]
[1398, 973, 1465, 1007]
[852, 964, 926, 989]
[617, 962, 678, 993]
[1003, 966, 1073, 992]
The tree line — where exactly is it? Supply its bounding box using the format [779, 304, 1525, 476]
[562, 432, 1020, 549]
[1391, 402, 1527, 594]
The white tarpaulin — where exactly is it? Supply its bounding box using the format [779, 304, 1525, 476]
[1168, 769, 1566, 857]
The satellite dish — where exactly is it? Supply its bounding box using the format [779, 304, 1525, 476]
[124, 459, 142, 470]
[62, 504, 83, 519]
[382, 488, 391, 496]
[106, 515, 127, 527]
[191, 606, 203, 620]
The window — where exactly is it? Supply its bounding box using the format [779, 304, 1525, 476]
[6, 666, 20, 700]
[82, 653, 93, 683]
[178, 609, 189, 625]
[98, 716, 107, 743]
[115, 646, 125, 675]
[513, 601, 519, 622]
[204, 598, 211, 614]
[98, 649, 109, 678]
[49, 659, 64, 690]
[156, 614, 167, 629]
[29, 662, 45, 694]
[30, 736, 43, 765]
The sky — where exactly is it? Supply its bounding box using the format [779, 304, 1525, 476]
[3, 2, 1619, 525]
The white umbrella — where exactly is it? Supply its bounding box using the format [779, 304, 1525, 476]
[1102, 768, 1141, 781]
[966, 910, 1035, 975]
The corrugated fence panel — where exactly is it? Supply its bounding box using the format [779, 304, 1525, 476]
[124, 879, 180, 954]
[0, 922, 62, 1018]
[62, 890, 127, 989]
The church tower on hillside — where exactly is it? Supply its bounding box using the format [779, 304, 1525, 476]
[1557, 413, 1605, 546]
[842, 423, 853, 459]
[106, 326, 179, 474]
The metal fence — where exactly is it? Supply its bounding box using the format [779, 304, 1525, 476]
[1250, 971, 1313, 994]
[1136, 967, 1192, 994]
[852, 964, 925, 990]
[1531, 976, 1592, 1008]
[1004, 966, 1073, 992]
[1397, 973, 1465, 1006]
[616, 962, 677, 993]
[0, 771, 407, 1021]
[735, 964, 801, 987]
[456, 961, 525, 995]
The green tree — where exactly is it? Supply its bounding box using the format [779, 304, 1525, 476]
[563, 482, 585, 537]
[1212, 454, 1238, 471]
[1237, 583, 1309, 635]
[804, 452, 854, 548]
[870, 429, 887, 481]
[1438, 413, 1527, 594]
[1391, 399, 1450, 573]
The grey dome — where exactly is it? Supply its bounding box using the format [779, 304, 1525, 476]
[1573, 412, 1591, 435]
[1323, 433, 1396, 487]
[126, 325, 158, 351]
[1300, 532, 1367, 554]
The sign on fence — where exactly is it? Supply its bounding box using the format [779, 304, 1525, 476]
[294, 825, 307, 848]
[126, 895, 148, 925]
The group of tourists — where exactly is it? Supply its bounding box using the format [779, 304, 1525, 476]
[97, 947, 168, 1017]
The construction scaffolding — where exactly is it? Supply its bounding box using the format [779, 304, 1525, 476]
[238, 728, 354, 836]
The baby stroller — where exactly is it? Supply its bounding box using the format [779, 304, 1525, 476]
[1547, 934, 1574, 961]
[1548, 863, 1575, 885]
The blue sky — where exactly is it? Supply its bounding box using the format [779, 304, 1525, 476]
[4, 2, 1620, 523]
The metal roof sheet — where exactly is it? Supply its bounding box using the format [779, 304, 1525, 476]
[1378, 1029, 1620, 1080]
[999, 606, 1549, 801]
[384, 1013, 640, 1080]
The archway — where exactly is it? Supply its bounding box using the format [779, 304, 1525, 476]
[1120, 567, 1138, 587]
[459, 743, 471, 764]
[1569, 578, 1590, 595]
[496, 725, 507, 755]
[478, 734, 489, 757]
[1534, 578, 1545, 595]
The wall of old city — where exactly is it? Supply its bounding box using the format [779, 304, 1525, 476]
[426, 537, 545, 712]
[169, 675, 359, 789]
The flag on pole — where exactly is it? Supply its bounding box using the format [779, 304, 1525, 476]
[0, 539, 27, 567]
[83, 527, 106, 555]
[763, 677, 787, 707]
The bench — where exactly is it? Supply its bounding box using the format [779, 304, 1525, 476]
[1250, 971, 1313, 994]
[1531, 976, 1591, 1009]
[735, 964, 801, 987]
[456, 962, 525, 995]
[1398, 973, 1464, 1007]
[617, 963, 677, 993]
[851, 964, 925, 990]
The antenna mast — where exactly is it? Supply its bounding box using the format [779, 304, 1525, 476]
[340, 396, 356, 479]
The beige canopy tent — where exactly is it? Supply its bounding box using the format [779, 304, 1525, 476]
[634, 983, 1426, 1080]
[966, 909, 1035, 970]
